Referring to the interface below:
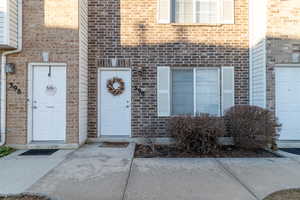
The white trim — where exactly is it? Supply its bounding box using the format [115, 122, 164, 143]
[274, 64, 300, 68]
[99, 67, 131, 71]
[193, 68, 196, 115]
[27, 63, 67, 144]
[97, 67, 132, 137]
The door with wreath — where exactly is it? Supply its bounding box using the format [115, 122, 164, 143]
[98, 69, 132, 136]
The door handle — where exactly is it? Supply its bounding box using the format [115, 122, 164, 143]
[126, 105, 130, 108]
[33, 106, 38, 109]
[46, 106, 55, 109]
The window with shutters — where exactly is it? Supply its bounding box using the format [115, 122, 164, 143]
[158, 0, 234, 24]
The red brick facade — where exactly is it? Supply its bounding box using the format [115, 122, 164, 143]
[5, 0, 81, 145]
[88, 0, 250, 138]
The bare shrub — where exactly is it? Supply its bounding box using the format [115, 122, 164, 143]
[168, 114, 225, 154]
[224, 105, 281, 150]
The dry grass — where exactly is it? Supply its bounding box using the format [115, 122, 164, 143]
[264, 189, 300, 200]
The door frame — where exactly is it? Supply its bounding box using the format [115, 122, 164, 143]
[97, 67, 132, 137]
[275, 64, 300, 140]
[27, 63, 67, 143]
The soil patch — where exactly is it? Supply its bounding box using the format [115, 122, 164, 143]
[99, 142, 129, 148]
[264, 189, 300, 200]
[0, 195, 49, 200]
[135, 144, 278, 158]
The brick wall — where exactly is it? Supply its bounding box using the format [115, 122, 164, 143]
[6, 0, 80, 145]
[88, 0, 250, 138]
[266, 0, 300, 112]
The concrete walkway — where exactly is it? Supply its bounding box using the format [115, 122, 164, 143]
[124, 157, 300, 200]
[0, 149, 73, 195]
[28, 143, 135, 200]
[2, 144, 300, 200]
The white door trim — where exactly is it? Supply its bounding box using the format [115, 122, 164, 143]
[97, 67, 132, 137]
[27, 63, 67, 144]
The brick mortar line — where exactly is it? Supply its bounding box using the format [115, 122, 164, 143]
[214, 158, 261, 200]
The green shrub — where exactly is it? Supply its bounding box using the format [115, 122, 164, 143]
[168, 114, 225, 154]
[0, 146, 15, 158]
[224, 105, 281, 150]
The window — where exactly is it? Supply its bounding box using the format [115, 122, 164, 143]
[171, 68, 220, 116]
[158, 0, 234, 24]
[175, 0, 220, 23]
[157, 66, 234, 117]
[172, 69, 194, 115]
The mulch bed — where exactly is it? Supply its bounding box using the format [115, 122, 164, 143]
[99, 142, 129, 148]
[264, 189, 300, 200]
[0, 195, 49, 200]
[135, 144, 278, 158]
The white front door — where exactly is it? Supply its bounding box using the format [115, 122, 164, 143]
[276, 67, 300, 140]
[99, 69, 131, 136]
[32, 65, 66, 141]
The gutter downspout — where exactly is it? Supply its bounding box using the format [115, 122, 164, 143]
[0, 0, 23, 146]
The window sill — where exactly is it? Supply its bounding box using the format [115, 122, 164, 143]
[170, 23, 226, 27]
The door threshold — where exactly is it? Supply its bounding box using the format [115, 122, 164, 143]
[278, 140, 300, 148]
[88, 136, 132, 143]
[8, 141, 79, 150]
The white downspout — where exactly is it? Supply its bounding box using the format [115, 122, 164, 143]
[0, 0, 22, 146]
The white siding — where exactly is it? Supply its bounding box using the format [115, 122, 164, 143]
[249, 0, 267, 108]
[0, 0, 18, 49]
[79, 0, 88, 144]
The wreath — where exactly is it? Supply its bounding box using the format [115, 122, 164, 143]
[106, 77, 125, 96]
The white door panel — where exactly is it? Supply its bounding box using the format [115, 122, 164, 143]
[32, 66, 66, 141]
[99, 70, 131, 136]
[276, 67, 300, 140]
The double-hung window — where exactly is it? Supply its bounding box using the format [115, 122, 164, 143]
[157, 66, 234, 117]
[158, 0, 235, 24]
[171, 68, 220, 116]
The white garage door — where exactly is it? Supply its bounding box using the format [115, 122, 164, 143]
[276, 67, 300, 140]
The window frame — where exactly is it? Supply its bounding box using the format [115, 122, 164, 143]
[172, 0, 222, 24]
[171, 67, 221, 116]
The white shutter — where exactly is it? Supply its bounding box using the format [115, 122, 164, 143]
[221, 66, 235, 115]
[222, 0, 234, 24]
[157, 66, 171, 116]
[157, 0, 171, 23]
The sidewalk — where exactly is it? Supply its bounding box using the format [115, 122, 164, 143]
[2, 144, 300, 200]
[28, 143, 135, 200]
[0, 149, 73, 195]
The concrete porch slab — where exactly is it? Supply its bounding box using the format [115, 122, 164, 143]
[124, 158, 257, 200]
[218, 158, 300, 199]
[0, 149, 73, 195]
[28, 143, 135, 200]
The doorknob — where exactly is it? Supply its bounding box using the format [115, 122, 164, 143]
[33, 106, 38, 109]
[126, 105, 130, 108]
